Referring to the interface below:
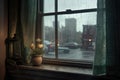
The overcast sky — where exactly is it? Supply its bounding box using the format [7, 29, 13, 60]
[44, 0, 97, 32]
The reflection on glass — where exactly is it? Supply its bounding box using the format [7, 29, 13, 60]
[44, 0, 55, 13]
[58, 0, 97, 11]
[57, 12, 97, 61]
[43, 16, 55, 58]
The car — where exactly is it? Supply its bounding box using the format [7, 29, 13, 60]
[63, 42, 80, 49]
[44, 40, 70, 53]
[47, 44, 70, 53]
[44, 40, 54, 52]
[58, 46, 70, 53]
[43, 44, 48, 54]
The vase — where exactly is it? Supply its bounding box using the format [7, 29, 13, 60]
[31, 55, 42, 66]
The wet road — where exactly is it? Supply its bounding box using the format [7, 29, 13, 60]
[43, 48, 95, 62]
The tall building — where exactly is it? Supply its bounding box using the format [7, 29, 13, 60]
[65, 18, 77, 42]
[65, 18, 76, 32]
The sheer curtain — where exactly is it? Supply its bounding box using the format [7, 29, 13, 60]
[93, 0, 106, 75]
[20, 0, 38, 63]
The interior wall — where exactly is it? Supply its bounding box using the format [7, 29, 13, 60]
[0, 0, 8, 80]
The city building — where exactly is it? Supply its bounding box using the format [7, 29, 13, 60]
[82, 25, 96, 50]
[64, 18, 77, 42]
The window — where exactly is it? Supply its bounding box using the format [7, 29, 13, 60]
[38, 0, 99, 66]
[7, 0, 106, 76]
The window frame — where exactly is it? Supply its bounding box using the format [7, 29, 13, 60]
[37, 0, 98, 67]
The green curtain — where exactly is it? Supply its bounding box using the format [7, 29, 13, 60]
[20, 0, 38, 63]
[93, 0, 106, 75]
[106, 0, 120, 76]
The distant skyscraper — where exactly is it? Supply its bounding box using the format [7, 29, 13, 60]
[65, 18, 76, 32]
[53, 21, 60, 30]
[65, 18, 77, 42]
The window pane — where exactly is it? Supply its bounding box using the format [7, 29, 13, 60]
[58, 12, 97, 62]
[58, 0, 97, 12]
[44, 0, 55, 13]
[43, 16, 55, 58]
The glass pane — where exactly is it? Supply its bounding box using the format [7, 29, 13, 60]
[44, 0, 55, 13]
[58, 12, 97, 62]
[43, 16, 55, 58]
[58, 0, 97, 12]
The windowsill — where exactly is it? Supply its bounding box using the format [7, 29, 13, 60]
[18, 64, 93, 75]
[9, 64, 107, 80]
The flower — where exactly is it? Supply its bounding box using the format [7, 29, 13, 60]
[30, 38, 44, 56]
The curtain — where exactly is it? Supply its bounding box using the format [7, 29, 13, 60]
[106, 0, 120, 76]
[20, 0, 38, 63]
[93, 0, 120, 76]
[93, 0, 106, 75]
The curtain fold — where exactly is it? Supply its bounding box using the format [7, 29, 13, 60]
[106, 0, 120, 76]
[93, 0, 106, 75]
[20, 0, 37, 63]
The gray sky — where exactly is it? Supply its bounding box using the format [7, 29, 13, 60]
[44, 0, 97, 32]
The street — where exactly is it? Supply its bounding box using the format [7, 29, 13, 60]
[43, 48, 95, 62]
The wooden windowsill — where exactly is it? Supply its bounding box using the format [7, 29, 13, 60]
[8, 64, 107, 80]
[18, 64, 93, 75]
